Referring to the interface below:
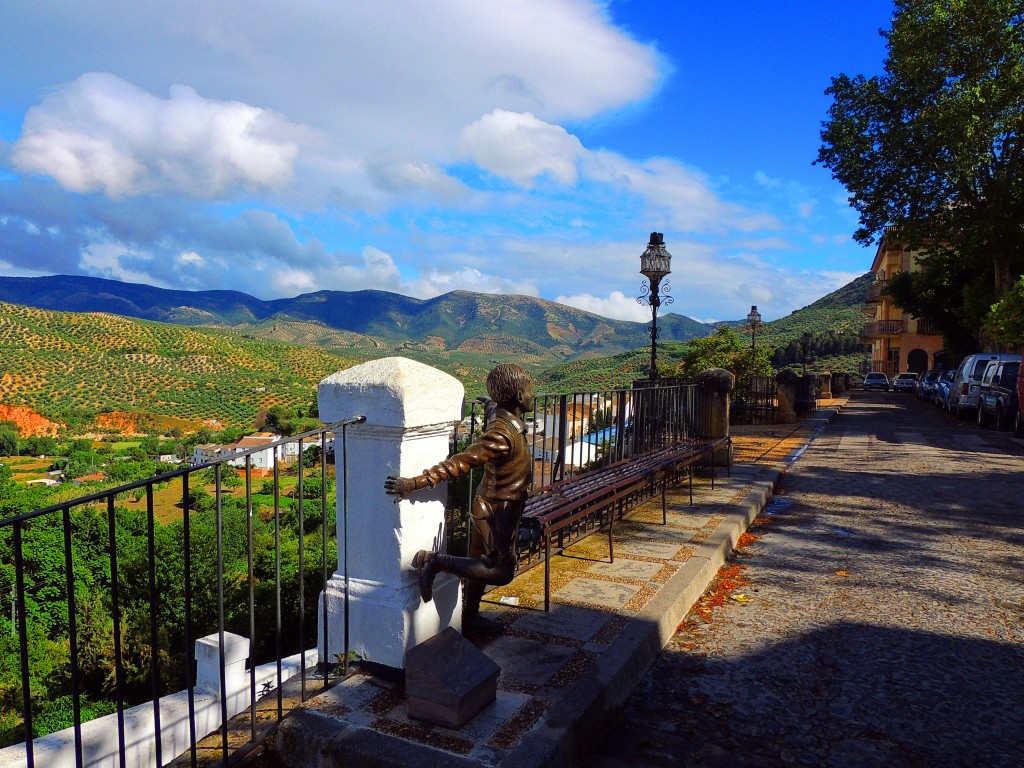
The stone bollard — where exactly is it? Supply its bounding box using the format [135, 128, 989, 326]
[818, 371, 832, 399]
[195, 632, 250, 698]
[775, 369, 798, 424]
[317, 357, 464, 671]
[695, 367, 734, 466]
[831, 371, 845, 396]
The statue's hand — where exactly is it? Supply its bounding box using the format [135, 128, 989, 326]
[384, 475, 415, 502]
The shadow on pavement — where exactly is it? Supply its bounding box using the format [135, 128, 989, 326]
[596, 622, 1024, 767]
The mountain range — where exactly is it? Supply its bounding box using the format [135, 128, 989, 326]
[0, 275, 714, 364]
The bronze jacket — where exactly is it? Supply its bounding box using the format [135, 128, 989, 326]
[416, 408, 532, 502]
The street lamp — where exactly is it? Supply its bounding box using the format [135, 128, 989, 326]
[800, 332, 812, 376]
[747, 305, 762, 353]
[637, 232, 673, 383]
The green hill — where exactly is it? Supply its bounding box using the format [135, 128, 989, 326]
[0, 275, 713, 364]
[0, 302, 362, 431]
[0, 273, 873, 431]
[536, 273, 873, 389]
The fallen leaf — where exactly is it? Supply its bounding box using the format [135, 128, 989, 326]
[835, 570, 849, 577]
[730, 593, 754, 603]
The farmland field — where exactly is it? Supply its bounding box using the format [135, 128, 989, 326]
[0, 302, 361, 430]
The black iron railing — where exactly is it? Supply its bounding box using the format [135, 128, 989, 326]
[0, 417, 364, 768]
[446, 382, 705, 557]
[731, 376, 777, 425]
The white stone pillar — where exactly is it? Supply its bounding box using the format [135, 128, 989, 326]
[317, 357, 465, 671]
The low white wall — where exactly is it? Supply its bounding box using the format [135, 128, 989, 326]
[0, 634, 316, 768]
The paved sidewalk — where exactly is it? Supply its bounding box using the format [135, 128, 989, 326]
[263, 407, 836, 768]
[588, 392, 1024, 767]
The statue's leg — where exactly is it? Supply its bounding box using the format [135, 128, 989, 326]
[413, 498, 520, 635]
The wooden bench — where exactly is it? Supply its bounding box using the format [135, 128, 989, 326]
[518, 436, 731, 611]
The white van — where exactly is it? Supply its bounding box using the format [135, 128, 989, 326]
[949, 353, 1020, 418]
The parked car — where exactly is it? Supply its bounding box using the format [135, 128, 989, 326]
[977, 357, 1021, 430]
[949, 353, 1020, 419]
[917, 369, 941, 400]
[933, 369, 956, 408]
[892, 372, 919, 393]
[863, 372, 890, 391]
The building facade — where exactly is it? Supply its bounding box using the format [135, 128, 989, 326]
[862, 230, 946, 376]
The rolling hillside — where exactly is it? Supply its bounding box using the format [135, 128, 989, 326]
[0, 273, 873, 432]
[0, 302, 360, 431]
[0, 275, 713, 362]
[536, 273, 873, 390]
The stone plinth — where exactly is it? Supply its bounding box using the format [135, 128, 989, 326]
[406, 627, 499, 728]
[317, 357, 464, 671]
[818, 371, 833, 398]
[695, 367, 735, 466]
[775, 369, 798, 424]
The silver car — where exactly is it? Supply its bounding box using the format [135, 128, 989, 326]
[892, 372, 919, 393]
[863, 372, 890, 391]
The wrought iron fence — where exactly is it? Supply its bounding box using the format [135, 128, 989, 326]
[731, 375, 777, 425]
[4, 380, 710, 767]
[0, 417, 364, 768]
[446, 381, 706, 557]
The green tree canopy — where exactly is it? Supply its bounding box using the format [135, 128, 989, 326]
[987, 274, 1024, 343]
[674, 328, 772, 381]
[0, 428, 18, 458]
[817, 0, 1024, 350]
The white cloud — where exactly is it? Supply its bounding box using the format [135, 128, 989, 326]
[3, 1, 661, 159]
[12, 73, 310, 198]
[79, 239, 168, 286]
[458, 110, 777, 233]
[365, 149, 467, 199]
[404, 267, 540, 300]
[177, 251, 204, 266]
[460, 110, 584, 187]
[755, 170, 818, 221]
[555, 290, 650, 322]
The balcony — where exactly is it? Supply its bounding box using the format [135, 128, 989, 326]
[865, 279, 890, 302]
[861, 360, 901, 376]
[862, 317, 942, 340]
[862, 319, 907, 338]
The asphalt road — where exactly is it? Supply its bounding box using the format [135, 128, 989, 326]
[589, 391, 1024, 768]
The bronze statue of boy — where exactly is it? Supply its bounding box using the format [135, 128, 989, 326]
[385, 363, 534, 637]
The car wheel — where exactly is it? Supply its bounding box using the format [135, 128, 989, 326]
[976, 404, 986, 427]
[1015, 410, 1024, 438]
[995, 404, 1006, 432]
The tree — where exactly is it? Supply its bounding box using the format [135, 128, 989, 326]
[817, 0, 1024, 350]
[987, 274, 1024, 343]
[0, 428, 17, 458]
[675, 328, 773, 381]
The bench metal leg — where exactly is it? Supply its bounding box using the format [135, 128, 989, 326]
[661, 478, 667, 525]
[608, 507, 615, 564]
[544, 533, 551, 612]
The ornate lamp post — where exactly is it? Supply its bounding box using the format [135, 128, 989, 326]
[800, 332, 812, 376]
[637, 232, 673, 383]
[747, 305, 762, 353]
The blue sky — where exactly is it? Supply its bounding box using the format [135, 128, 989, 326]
[0, 0, 894, 323]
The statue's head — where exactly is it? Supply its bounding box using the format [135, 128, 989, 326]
[486, 363, 534, 413]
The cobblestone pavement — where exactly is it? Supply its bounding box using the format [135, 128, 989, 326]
[590, 393, 1024, 767]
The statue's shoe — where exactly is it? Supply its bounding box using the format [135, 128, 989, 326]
[462, 614, 504, 637]
[412, 550, 437, 603]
